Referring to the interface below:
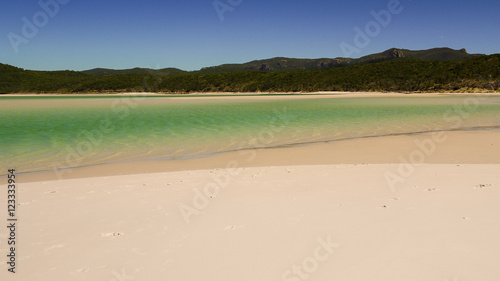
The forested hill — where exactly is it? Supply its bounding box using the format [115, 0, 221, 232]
[194, 47, 481, 74]
[1, 48, 499, 94]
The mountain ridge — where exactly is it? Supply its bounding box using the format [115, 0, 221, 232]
[195, 47, 482, 74]
[77, 47, 482, 76]
[1, 47, 498, 94]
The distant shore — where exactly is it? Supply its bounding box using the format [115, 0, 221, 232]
[3, 91, 500, 98]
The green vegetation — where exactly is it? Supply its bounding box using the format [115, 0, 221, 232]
[1, 49, 499, 94]
[195, 47, 481, 74]
[83, 67, 186, 76]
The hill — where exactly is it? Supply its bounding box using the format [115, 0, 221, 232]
[0, 48, 498, 94]
[195, 47, 481, 73]
[78, 47, 482, 75]
[356, 47, 480, 63]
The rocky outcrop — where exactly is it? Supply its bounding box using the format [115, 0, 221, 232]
[317, 59, 346, 68]
[259, 63, 271, 71]
[276, 61, 287, 69]
[389, 49, 404, 58]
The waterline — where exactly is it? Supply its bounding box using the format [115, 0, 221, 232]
[2, 95, 500, 174]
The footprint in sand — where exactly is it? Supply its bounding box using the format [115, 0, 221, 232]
[20, 201, 34, 205]
[157, 206, 170, 216]
[474, 184, 492, 189]
[426, 188, 438, 192]
[44, 244, 64, 253]
[77, 267, 90, 273]
[100, 232, 124, 238]
[224, 225, 245, 230]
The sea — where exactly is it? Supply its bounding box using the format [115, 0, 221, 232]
[1, 94, 499, 175]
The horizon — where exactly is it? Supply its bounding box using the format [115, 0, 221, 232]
[1, 0, 499, 71]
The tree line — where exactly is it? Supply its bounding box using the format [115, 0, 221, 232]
[1, 55, 499, 94]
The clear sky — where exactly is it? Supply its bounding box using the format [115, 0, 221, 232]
[1, 0, 499, 71]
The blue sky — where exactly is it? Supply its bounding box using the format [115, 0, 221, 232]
[1, 0, 499, 71]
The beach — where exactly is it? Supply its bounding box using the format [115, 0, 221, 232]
[1, 93, 500, 280]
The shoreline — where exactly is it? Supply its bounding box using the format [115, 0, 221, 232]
[17, 128, 500, 183]
[3, 93, 500, 183]
[3, 91, 500, 98]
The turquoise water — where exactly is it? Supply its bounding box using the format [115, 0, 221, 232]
[1, 95, 499, 174]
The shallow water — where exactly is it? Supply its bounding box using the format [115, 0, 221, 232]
[1, 95, 499, 174]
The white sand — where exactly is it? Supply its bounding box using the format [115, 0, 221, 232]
[2, 93, 500, 280]
[1, 164, 500, 281]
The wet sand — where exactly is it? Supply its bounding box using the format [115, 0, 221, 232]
[20, 128, 500, 182]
